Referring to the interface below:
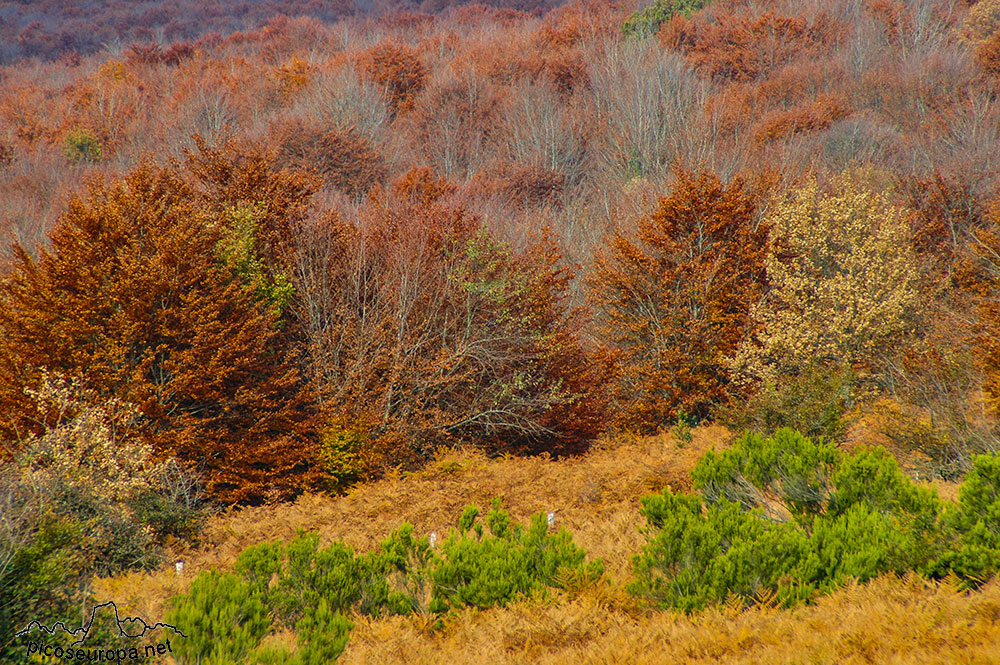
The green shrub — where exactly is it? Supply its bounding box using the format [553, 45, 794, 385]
[632, 430, 1000, 612]
[629, 490, 814, 612]
[692, 428, 839, 517]
[170, 501, 601, 661]
[930, 453, 1000, 586]
[5, 376, 209, 580]
[167, 570, 271, 665]
[293, 600, 353, 665]
[830, 447, 942, 525]
[429, 501, 603, 612]
[63, 128, 103, 164]
[270, 533, 366, 624]
[671, 410, 696, 447]
[622, 0, 708, 39]
[247, 601, 352, 665]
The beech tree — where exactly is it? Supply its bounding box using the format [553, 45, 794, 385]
[588, 168, 769, 431]
[358, 42, 427, 117]
[0, 161, 318, 503]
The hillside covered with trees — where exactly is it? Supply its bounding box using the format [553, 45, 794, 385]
[3, 0, 1000, 662]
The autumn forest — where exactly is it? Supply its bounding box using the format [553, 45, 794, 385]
[3, 0, 1000, 662]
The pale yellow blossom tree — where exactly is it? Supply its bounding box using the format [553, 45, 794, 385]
[732, 172, 921, 386]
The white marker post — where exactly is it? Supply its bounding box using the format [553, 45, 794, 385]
[175, 561, 184, 576]
[547, 512, 555, 529]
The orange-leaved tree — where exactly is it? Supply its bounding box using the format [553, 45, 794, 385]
[0, 161, 318, 503]
[358, 42, 428, 116]
[588, 168, 770, 432]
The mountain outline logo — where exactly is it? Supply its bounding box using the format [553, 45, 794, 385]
[14, 600, 187, 647]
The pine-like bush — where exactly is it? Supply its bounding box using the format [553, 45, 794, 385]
[429, 501, 603, 612]
[633, 429, 1000, 612]
[168, 502, 602, 660]
[931, 453, 1000, 586]
[629, 490, 815, 612]
[167, 570, 271, 664]
[691, 428, 839, 517]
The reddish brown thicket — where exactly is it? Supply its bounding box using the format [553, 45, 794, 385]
[751, 93, 851, 144]
[952, 205, 1000, 417]
[404, 72, 503, 179]
[125, 42, 196, 67]
[976, 30, 1000, 77]
[292, 168, 608, 473]
[899, 170, 989, 277]
[359, 42, 428, 116]
[588, 168, 770, 432]
[661, 10, 846, 83]
[469, 162, 566, 210]
[270, 118, 387, 196]
[0, 162, 319, 503]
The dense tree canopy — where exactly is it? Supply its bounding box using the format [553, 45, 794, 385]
[0, 160, 318, 503]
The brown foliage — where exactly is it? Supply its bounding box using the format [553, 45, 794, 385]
[975, 30, 1000, 77]
[0, 141, 12, 169]
[275, 56, 313, 96]
[958, 206, 1000, 416]
[359, 42, 428, 116]
[662, 11, 846, 83]
[470, 162, 566, 210]
[752, 93, 851, 144]
[124, 41, 196, 68]
[899, 170, 987, 274]
[588, 168, 770, 431]
[406, 73, 502, 178]
[271, 118, 387, 196]
[867, 0, 912, 47]
[0, 161, 319, 503]
[184, 136, 319, 274]
[293, 168, 607, 476]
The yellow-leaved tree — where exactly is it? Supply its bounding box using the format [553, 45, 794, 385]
[732, 171, 920, 387]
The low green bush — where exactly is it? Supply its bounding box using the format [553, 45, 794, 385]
[692, 428, 838, 516]
[167, 570, 271, 665]
[633, 428, 1000, 612]
[929, 453, 1000, 587]
[168, 502, 601, 663]
[293, 600, 353, 665]
[430, 501, 603, 612]
[628, 490, 814, 612]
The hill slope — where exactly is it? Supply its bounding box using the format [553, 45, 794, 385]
[94, 427, 1000, 664]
